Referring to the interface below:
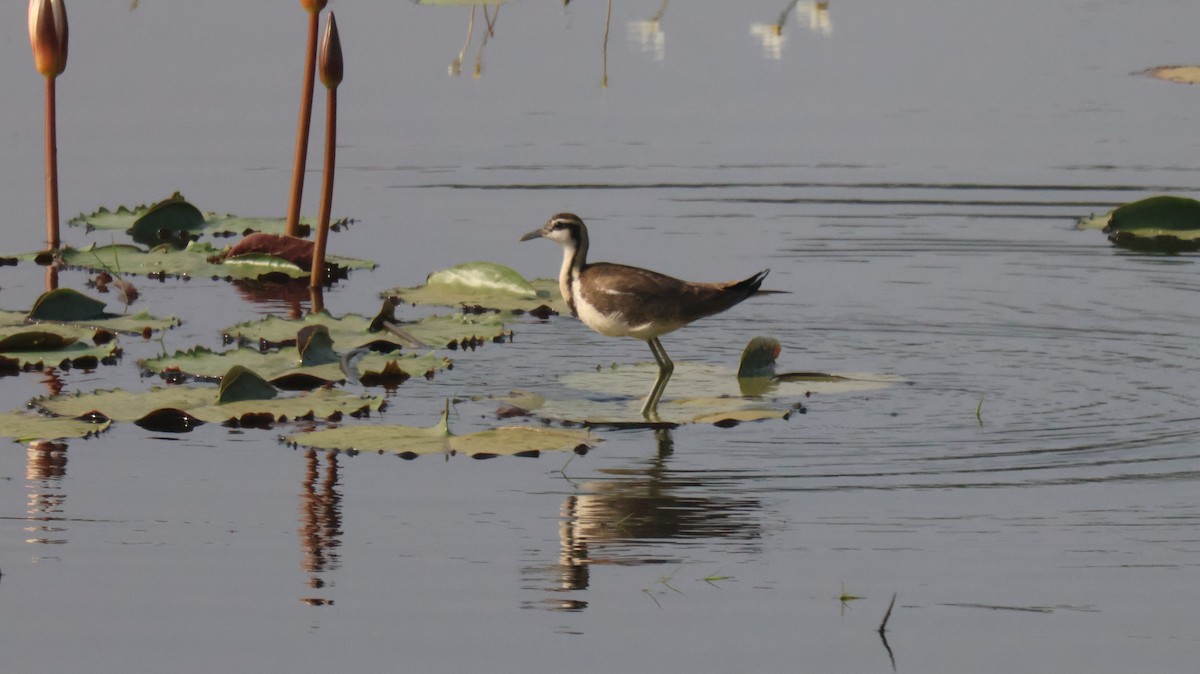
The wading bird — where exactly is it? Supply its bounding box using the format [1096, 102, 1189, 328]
[521, 213, 769, 418]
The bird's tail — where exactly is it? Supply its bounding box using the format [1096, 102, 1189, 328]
[733, 269, 770, 296]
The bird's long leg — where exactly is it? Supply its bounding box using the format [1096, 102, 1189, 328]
[641, 337, 674, 417]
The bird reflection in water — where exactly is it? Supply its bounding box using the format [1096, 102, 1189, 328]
[627, 0, 669, 62]
[526, 428, 762, 612]
[298, 449, 343, 606]
[750, 1, 832, 60]
[448, 3, 502, 78]
[25, 440, 69, 548]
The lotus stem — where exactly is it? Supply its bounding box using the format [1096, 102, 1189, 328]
[310, 12, 341, 291]
[286, 8, 322, 238]
[30, 0, 69, 250]
[44, 77, 60, 250]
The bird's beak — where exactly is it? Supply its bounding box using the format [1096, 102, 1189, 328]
[519, 228, 544, 242]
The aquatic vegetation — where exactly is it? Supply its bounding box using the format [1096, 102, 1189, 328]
[31, 379, 385, 428]
[1078, 195, 1200, 252]
[284, 401, 598, 459]
[383, 261, 566, 315]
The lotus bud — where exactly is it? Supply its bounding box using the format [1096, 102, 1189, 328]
[318, 13, 343, 89]
[28, 0, 69, 78]
[301, 0, 328, 15]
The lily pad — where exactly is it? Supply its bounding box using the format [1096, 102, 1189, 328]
[223, 307, 510, 352]
[285, 403, 597, 459]
[509, 388, 796, 428]
[497, 360, 901, 427]
[216, 365, 279, 404]
[29, 288, 111, 321]
[128, 194, 206, 248]
[33, 386, 384, 426]
[70, 192, 353, 240]
[561, 362, 898, 400]
[0, 410, 110, 443]
[52, 241, 374, 282]
[140, 345, 450, 384]
[384, 261, 566, 315]
[1080, 196, 1200, 252]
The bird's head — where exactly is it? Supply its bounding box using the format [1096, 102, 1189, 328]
[520, 213, 586, 248]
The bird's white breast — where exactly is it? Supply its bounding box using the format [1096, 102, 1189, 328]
[571, 277, 663, 338]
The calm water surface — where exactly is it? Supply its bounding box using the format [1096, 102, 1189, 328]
[1, 2, 1199, 672]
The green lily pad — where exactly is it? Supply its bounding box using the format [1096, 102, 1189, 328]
[0, 330, 116, 369]
[1080, 196, 1200, 251]
[140, 345, 450, 384]
[29, 288, 111, 321]
[1106, 196, 1200, 234]
[50, 241, 374, 281]
[511, 389, 796, 428]
[297, 325, 338, 366]
[128, 194, 206, 248]
[0, 410, 110, 443]
[285, 403, 597, 458]
[384, 261, 566, 314]
[14, 289, 178, 336]
[561, 362, 898, 400]
[33, 386, 384, 425]
[70, 192, 353, 240]
[0, 331, 77, 352]
[497, 361, 900, 427]
[216, 365, 279, 404]
[224, 307, 510, 352]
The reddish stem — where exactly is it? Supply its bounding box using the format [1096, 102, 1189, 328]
[45, 76, 60, 250]
[310, 87, 336, 290]
[286, 12, 320, 238]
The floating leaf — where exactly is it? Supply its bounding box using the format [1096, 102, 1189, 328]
[224, 309, 508, 352]
[1105, 196, 1200, 234]
[70, 192, 352, 239]
[33, 386, 384, 425]
[227, 233, 315, 270]
[1082, 196, 1200, 252]
[49, 241, 373, 282]
[499, 360, 901, 426]
[297, 325, 338, 366]
[384, 261, 566, 315]
[216, 365, 278, 404]
[134, 408, 204, 433]
[0, 410, 111, 443]
[140, 345, 449, 385]
[0, 331, 78, 352]
[28, 288, 111, 321]
[128, 194, 206, 248]
[285, 402, 596, 458]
